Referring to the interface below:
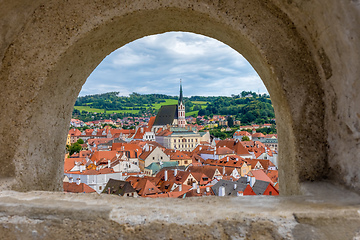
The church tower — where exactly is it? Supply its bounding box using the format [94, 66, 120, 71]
[178, 80, 186, 128]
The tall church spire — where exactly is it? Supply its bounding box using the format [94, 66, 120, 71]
[179, 79, 183, 104]
[177, 79, 186, 128]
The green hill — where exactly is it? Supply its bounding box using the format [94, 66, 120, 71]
[72, 91, 274, 124]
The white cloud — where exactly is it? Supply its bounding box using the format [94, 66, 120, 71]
[80, 32, 268, 97]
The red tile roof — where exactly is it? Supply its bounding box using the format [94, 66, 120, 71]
[63, 182, 96, 193]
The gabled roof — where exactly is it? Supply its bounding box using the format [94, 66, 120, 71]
[216, 146, 235, 155]
[169, 150, 191, 160]
[216, 139, 251, 156]
[250, 169, 274, 184]
[252, 132, 266, 138]
[148, 116, 156, 129]
[64, 157, 87, 172]
[69, 128, 81, 136]
[266, 170, 279, 183]
[138, 147, 157, 160]
[233, 131, 251, 137]
[90, 151, 117, 162]
[102, 179, 136, 196]
[88, 138, 113, 146]
[146, 141, 166, 150]
[153, 105, 178, 126]
[252, 180, 272, 195]
[133, 178, 162, 196]
[180, 186, 215, 198]
[186, 165, 221, 180]
[211, 179, 256, 196]
[63, 182, 96, 193]
[70, 168, 115, 175]
[156, 129, 173, 136]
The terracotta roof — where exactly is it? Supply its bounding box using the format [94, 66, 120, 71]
[216, 146, 235, 155]
[69, 128, 81, 136]
[252, 132, 266, 138]
[169, 150, 191, 160]
[138, 147, 156, 160]
[186, 165, 222, 180]
[233, 131, 251, 137]
[88, 138, 113, 146]
[133, 178, 162, 196]
[70, 168, 115, 175]
[64, 157, 87, 172]
[250, 169, 274, 184]
[156, 129, 173, 137]
[266, 170, 279, 183]
[63, 182, 96, 193]
[148, 116, 156, 129]
[111, 143, 143, 156]
[146, 141, 166, 150]
[90, 151, 118, 162]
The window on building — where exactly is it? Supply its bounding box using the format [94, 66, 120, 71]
[99, 186, 102, 190]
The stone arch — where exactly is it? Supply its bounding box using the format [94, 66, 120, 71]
[0, 0, 359, 195]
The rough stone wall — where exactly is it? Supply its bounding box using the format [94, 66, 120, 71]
[0, 183, 360, 240]
[0, 0, 358, 194]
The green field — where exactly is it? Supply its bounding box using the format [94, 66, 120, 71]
[75, 99, 207, 116]
[74, 106, 140, 114]
[192, 101, 207, 105]
[186, 111, 199, 117]
[152, 99, 178, 109]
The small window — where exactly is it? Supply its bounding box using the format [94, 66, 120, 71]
[99, 186, 102, 190]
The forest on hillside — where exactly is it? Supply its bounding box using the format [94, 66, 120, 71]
[73, 91, 275, 125]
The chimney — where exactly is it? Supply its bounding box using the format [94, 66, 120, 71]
[141, 128, 144, 133]
[76, 178, 81, 185]
[174, 169, 178, 176]
[108, 160, 111, 168]
[179, 184, 182, 192]
[206, 186, 210, 192]
[233, 183, 237, 190]
[222, 166, 225, 175]
[196, 187, 200, 194]
[219, 186, 225, 196]
[227, 156, 229, 162]
[80, 166, 83, 173]
[192, 182, 196, 189]
[250, 176, 256, 187]
[164, 170, 168, 181]
[247, 175, 250, 184]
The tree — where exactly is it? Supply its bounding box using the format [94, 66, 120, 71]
[67, 142, 82, 156]
[242, 136, 250, 141]
[77, 139, 84, 144]
[227, 116, 234, 127]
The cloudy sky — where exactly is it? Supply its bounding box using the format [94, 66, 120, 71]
[79, 32, 267, 97]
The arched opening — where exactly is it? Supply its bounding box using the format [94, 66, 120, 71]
[66, 31, 277, 196]
[0, 1, 328, 195]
